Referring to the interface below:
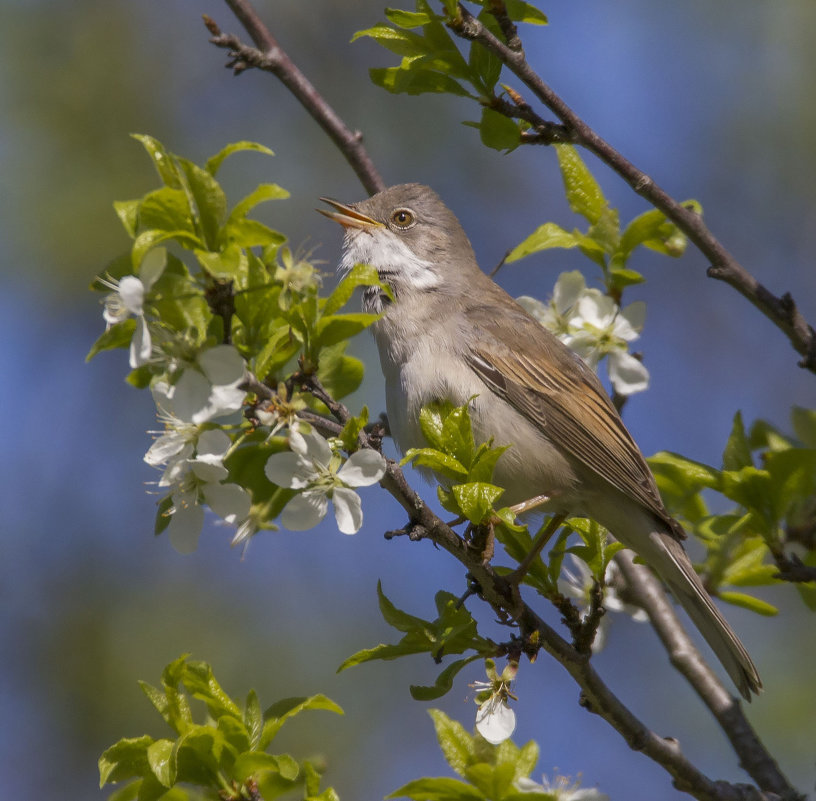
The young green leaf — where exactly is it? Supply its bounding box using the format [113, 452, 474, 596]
[555, 144, 607, 225]
[505, 222, 578, 263]
[205, 140, 275, 176]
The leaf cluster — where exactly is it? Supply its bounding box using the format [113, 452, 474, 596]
[99, 655, 342, 801]
[402, 400, 509, 524]
[339, 582, 496, 701]
[507, 145, 697, 299]
[354, 1, 546, 152]
[388, 710, 544, 801]
[650, 408, 816, 614]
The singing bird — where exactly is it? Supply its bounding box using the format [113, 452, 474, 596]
[320, 183, 761, 700]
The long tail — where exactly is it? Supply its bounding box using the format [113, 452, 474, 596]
[645, 531, 762, 700]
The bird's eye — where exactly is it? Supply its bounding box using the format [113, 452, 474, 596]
[390, 208, 416, 229]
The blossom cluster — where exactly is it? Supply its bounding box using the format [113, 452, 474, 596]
[100, 268, 386, 553]
[518, 270, 649, 396]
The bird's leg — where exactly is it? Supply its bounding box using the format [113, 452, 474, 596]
[506, 493, 552, 517]
[504, 513, 567, 585]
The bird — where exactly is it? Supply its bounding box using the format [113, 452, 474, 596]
[319, 182, 761, 700]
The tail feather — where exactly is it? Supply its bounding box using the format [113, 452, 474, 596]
[648, 532, 762, 700]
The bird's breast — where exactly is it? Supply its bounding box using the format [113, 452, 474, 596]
[371, 310, 582, 509]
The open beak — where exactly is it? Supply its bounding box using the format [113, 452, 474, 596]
[318, 197, 383, 231]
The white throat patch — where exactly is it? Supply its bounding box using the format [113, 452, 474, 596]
[339, 228, 439, 292]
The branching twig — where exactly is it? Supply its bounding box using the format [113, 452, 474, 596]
[448, 4, 816, 373]
[203, 5, 385, 196]
[614, 552, 796, 798]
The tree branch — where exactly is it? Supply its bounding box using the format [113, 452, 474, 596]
[614, 552, 796, 798]
[448, 4, 816, 373]
[203, 5, 385, 196]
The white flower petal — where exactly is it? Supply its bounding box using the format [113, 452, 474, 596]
[552, 270, 586, 312]
[332, 487, 363, 534]
[144, 431, 188, 466]
[299, 430, 332, 468]
[475, 697, 516, 744]
[117, 275, 145, 314]
[264, 451, 314, 489]
[608, 350, 650, 396]
[337, 449, 387, 487]
[198, 345, 245, 385]
[281, 492, 328, 530]
[196, 429, 231, 461]
[170, 370, 214, 423]
[574, 293, 614, 328]
[516, 295, 550, 324]
[203, 482, 251, 524]
[167, 501, 205, 554]
[190, 460, 228, 482]
[129, 316, 152, 368]
[620, 299, 646, 332]
[198, 379, 245, 422]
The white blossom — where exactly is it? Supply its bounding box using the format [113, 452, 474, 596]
[151, 345, 246, 425]
[559, 554, 648, 652]
[471, 660, 518, 745]
[515, 774, 609, 801]
[518, 271, 650, 397]
[99, 249, 166, 368]
[264, 430, 386, 535]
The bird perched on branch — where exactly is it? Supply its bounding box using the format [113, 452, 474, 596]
[320, 183, 761, 700]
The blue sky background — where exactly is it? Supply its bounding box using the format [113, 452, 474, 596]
[2, 1, 815, 799]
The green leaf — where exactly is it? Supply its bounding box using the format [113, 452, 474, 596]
[99, 735, 154, 786]
[244, 689, 263, 749]
[429, 709, 475, 778]
[505, 222, 578, 263]
[114, 199, 140, 237]
[402, 447, 468, 482]
[323, 262, 389, 316]
[227, 183, 290, 225]
[147, 739, 174, 787]
[353, 24, 430, 56]
[259, 695, 344, 751]
[469, 40, 502, 94]
[370, 66, 471, 97]
[137, 187, 195, 235]
[377, 581, 429, 632]
[177, 157, 227, 250]
[131, 134, 182, 188]
[718, 591, 778, 616]
[315, 343, 365, 401]
[451, 481, 504, 523]
[504, 0, 549, 25]
[410, 656, 481, 701]
[478, 107, 520, 151]
[181, 660, 242, 720]
[131, 228, 202, 272]
[722, 411, 752, 471]
[205, 140, 275, 176]
[233, 752, 286, 781]
[619, 207, 688, 259]
[791, 406, 816, 447]
[385, 777, 484, 801]
[385, 8, 434, 28]
[315, 312, 381, 350]
[554, 144, 607, 225]
[195, 243, 247, 281]
[86, 318, 136, 361]
[764, 447, 816, 521]
[225, 218, 287, 250]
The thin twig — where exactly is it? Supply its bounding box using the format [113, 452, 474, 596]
[448, 5, 816, 373]
[614, 552, 796, 798]
[203, 6, 385, 196]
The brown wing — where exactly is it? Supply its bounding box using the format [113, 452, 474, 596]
[463, 299, 680, 536]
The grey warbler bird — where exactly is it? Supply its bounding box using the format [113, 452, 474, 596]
[319, 183, 761, 700]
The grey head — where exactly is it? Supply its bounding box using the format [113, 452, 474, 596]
[319, 183, 480, 309]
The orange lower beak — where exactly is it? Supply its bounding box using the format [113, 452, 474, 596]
[318, 197, 383, 231]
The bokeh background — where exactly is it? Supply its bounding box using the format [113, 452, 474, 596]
[2, 1, 815, 799]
